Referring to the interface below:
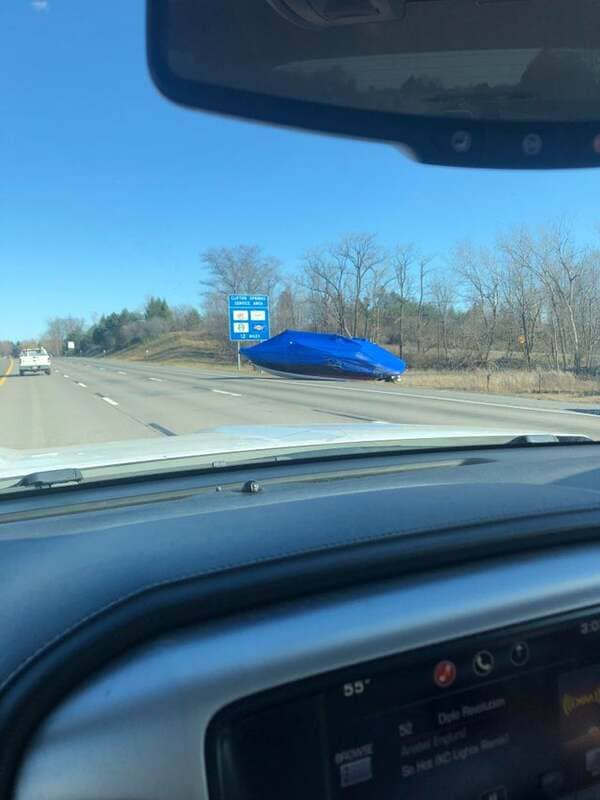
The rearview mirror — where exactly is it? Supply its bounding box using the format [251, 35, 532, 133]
[147, 0, 600, 169]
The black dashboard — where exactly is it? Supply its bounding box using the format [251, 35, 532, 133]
[5, 442, 600, 799]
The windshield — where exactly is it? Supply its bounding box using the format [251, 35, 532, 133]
[2, 1, 599, 480]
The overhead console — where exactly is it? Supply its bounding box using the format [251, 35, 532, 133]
[208, 606, 600, 800]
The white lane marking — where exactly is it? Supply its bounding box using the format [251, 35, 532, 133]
[101, 396, 119, 406]
[274, 380, 598, 419]
[212, 389, 242, 397]
[117, 371, 127, 375]
[148, 377, 163, 382]
[76, 382, 87, 388]
[379, 389, 600, 418]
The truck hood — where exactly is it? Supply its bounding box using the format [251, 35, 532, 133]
[0, 424, 585, 483]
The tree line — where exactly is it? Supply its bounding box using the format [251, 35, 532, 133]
[8, 298, 202, 358]
[201, 223, 600, 372]
[8, 220, 600, 372]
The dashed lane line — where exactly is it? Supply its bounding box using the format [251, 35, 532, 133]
[147, 422, 176, 437]
[89, 393, 173, 438]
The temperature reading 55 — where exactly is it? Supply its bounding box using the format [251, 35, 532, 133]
[343, 679, 371, 697]
[580, 618, 600, 635]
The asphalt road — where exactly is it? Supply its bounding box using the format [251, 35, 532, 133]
[1, 355, 600, 449]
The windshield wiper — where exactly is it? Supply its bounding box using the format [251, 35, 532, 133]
[505, 434, 595, 447]
[0, 434, 595, 495]
[13, 468, 84, 489]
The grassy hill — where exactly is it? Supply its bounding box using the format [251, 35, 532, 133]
[113, 331, 239, 369]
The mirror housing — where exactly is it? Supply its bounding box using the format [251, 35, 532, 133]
[147, 0, 600, 169]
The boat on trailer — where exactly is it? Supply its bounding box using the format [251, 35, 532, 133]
[241, 330, 406, 382]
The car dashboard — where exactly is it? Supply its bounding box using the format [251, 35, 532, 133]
[5, 443, 600, 799]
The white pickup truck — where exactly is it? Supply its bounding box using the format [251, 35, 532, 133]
[19, 347, 51, 376]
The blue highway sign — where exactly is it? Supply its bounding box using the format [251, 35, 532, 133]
[228, 295, 270, 341]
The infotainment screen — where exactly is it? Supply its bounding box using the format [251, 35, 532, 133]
[207, 607, 600, 800]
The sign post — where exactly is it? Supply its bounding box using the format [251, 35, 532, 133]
[228, 295, 270, 370]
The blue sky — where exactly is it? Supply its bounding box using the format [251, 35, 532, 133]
[2, 0, 600, 340]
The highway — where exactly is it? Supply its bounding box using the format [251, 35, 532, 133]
[1, 355, 600, 449]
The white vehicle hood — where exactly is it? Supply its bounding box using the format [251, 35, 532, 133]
[0, 424, 579, 482]
[0, 423, 580, 480]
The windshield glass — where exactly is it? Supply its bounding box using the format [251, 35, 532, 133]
[2, 0, 599, 479]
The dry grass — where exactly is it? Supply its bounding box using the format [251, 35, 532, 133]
[403, 369, 600, 401]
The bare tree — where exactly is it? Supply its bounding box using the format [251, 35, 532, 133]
[544, 222, 585, 371]
[337, 233, 386, 337]
[572, 249, 600, 370]
[302, 246, 351, 335]
[273, 284, 306, 333]
[453, 244, 501, 365]
[302, 233, 386, 338]
[430, 277, 456, 363]
[414, 254, 434, 355]
[503, 222, 588, 371]
[498, 231, 543, 368]
[200, 245, 281, 298]
[200, 245, 281, 343]
[302, 233, 387, 336]
[390, 244, 415, 358]
[360, 264, 391, 340]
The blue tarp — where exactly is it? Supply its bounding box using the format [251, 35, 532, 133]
[241, 330, 406, 380]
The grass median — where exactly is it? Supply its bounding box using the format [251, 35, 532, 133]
[402, 369, 600, 402]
